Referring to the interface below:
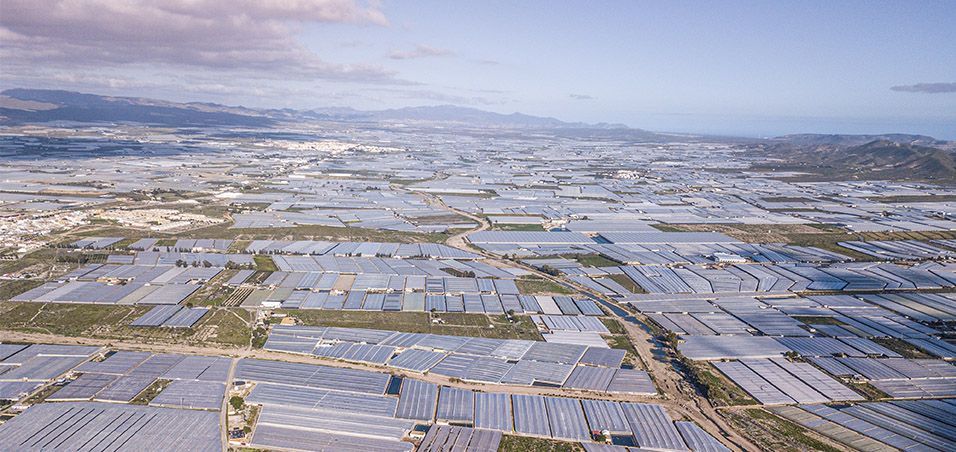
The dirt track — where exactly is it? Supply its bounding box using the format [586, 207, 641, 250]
[412, 185, 759, 451]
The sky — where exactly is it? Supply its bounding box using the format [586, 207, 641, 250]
[1, 1, 955, 138]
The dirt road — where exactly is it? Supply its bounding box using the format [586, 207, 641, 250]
[411, 187, 758, 450]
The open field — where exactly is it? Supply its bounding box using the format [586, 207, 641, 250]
[66, 221, 452, 243]
[252, 255, 278, 272]
[0, 248, 82, 279]
[498, 435, 583, 452]
[491, 223, 547, 231]
[0, 302, 252, 348]
[516, 276, 574, 295]
[0, 279, 44, 301]
[724, 408, 843, 452]
[871, 337, 934, 359]
[607, 273, 644, 294]
[674, 355, 757, 407]
[284, 310, 544, 341]
[564, 253, 621, 268]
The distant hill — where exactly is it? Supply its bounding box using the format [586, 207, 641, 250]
[319, 104, 625, 129]
[760, 139, 956, 182]
[0, 88, 633, 130]
[0, 89, 274, 127]
[772, 133, 946, 147]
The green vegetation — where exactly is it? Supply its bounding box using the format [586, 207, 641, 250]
[409, 213, 471, 226]
[442, 267, 477, 278]
[70, 225, 159, 240]
[132, 379, 172, 405]
[792, 316, 846, 326]
[247, 270, 272, 285]
[230, 395, 245, 411]
[567, 253, 620, 268]
[251, 326, 268, 348]
[109, 237, 138, 249]
[492, 223, 546, 231]
[24, 383, 63, 405]
[0, 279, 43, 301]
[649, 223, 684, 232]
[0, 302, 151, 337]
[516, 276, 573, 295]
[0, 302, 252, 348]
[846, 381, 890, 400]
[229, 240, 252, 252]
[287, 310, 543, 340]
[600, 317, 627, 335]
[872, 337, 934, 359]
[866, 194, 956, 203]
[606, 274, 643, 294]
[538, 265, 562, 277]
[199, 308, 253, 347]
[498, 435, 583, 452]
[232, 202, 271, 211]
[727, 409, 843, 452]
[183, 270, 237, 307]
[0, 248, 66, 276]
[606, 334, 640, 368]
[676, 357, 757, 407]
[53, 251, 109, 265]
[253, 255, 278, 272]
[388, 177, 430, 186]
[785, 236, 874, 261]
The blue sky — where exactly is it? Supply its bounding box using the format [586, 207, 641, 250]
[2, 1, 954, 137]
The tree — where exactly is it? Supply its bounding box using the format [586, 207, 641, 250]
[540, 265, 562, 276]
[229, 396, 244, 411]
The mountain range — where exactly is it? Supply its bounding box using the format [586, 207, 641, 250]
[759, 138, 956, 182]
[0, 88, 627, 130]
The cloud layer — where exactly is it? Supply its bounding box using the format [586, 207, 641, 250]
[0, 0, 395, 82]
[890, 82, 956, 94]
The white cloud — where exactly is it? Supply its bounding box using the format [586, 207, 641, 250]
[389, 45, 455, 60]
